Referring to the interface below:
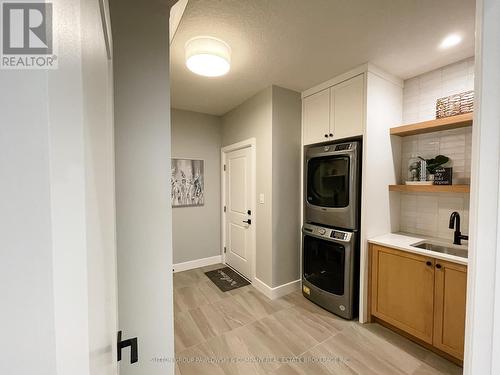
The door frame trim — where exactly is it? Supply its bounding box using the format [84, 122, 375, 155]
[221, 138, 257, 283]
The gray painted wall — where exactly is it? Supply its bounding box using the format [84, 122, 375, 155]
[221, 86, 301, 288]
[222, 87, 274, 286]
[111, 0, 175, 373]
[171, 109, 222, 264]
[271, 86, 302, 287]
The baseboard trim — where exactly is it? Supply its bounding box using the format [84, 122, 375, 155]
[253, 277, 301, 300]
[173, 255, 222, 273]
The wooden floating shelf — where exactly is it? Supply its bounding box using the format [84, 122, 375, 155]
[390, 113, 473, 137]
[389, 184, 470, 193]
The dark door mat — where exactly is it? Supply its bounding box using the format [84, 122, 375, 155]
[205, 266, 250, 292]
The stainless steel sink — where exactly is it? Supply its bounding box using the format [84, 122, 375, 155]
[411, 241, 468, 259]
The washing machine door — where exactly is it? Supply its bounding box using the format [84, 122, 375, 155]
[303, 234, 346, 295]
[302, 224, 354, 297]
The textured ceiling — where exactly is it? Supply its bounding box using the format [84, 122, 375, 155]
[170, 0, 475, 116]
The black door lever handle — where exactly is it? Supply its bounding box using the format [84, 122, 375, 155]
[243, 219, 252, 225]
[117, 331, 138, 364]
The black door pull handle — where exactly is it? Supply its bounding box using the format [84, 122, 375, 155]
[118, 331, 138, 364]
[243, 219, 251, 225]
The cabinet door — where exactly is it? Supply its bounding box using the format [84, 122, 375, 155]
[371, 245, 435, 344]
[303, 88, 330, 145]
[330, 74, 364, 140]
[433, 260, 467, 360]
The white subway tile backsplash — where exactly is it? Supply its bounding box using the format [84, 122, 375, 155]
[400, 193, 469, 241]
[400, 116, 471, 184]
[401, 118, 472, 184]
[403, 57, 474, 124]
[399, 57, 474, 240]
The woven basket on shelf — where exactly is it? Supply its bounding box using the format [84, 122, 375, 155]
[436, 90, 474, 119]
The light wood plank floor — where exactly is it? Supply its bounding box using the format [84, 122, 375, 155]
[174, 264, 462, 375]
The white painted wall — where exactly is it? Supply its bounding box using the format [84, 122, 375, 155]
[359, 70, 403, 322]
[110, 0, 175, 374]
[1, 0, 117, 374]
[171, 109, 222, 265]
[1, 62, 57, 375]
[464, 0, 500, 373]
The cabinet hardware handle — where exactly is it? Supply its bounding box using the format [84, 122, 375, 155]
[436, 264, 442, 269]
[426, 261, 432, 266]
[243, 219, 252, 225]
[329, 133, 333, 137]
[324, 134, 328, 138]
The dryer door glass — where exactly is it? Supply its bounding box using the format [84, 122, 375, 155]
[303, 235, 345, 295]
[307, 155, 350, 208]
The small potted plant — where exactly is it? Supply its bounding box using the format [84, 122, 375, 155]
[419, 155, 450, 182]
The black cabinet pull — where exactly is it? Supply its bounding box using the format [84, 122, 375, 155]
[247, 210, 251, 215]
[436, 264, 442, 269]
[426, 261, 432, 266]
[243, 219, 252, 225]
[324, 134, 328, 138]
[329, 133, 333, 137]
[117, 331, 138, 364]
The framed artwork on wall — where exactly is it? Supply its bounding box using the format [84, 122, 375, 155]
[171, 158, 205, 207]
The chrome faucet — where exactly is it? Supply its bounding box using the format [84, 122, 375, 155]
[449, 211, 469, 245]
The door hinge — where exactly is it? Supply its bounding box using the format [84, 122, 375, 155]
[224, 247, 227, 254]
[224, 206, 226, 213]
[223, 164, 226, 171]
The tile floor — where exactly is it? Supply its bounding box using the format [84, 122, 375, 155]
[174, 264, 462, 375]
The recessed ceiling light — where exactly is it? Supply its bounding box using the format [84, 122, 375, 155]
[185, 36, 231, 77]
[439, 34, 462, 49]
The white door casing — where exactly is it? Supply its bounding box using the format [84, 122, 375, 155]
[222, 139, 256, 280]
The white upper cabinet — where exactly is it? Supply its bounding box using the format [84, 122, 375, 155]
[331, 74, 364, 140]
[303, 88, 330, 145]
[303, 74, 365, 145]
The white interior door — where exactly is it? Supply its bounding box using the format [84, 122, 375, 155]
[224, 145, 255, 280]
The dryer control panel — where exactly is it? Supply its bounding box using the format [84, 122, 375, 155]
[302, 223, 353, 243]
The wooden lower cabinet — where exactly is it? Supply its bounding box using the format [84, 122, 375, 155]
[433, 260, 467, 359]
[370, 244, 467, 362]
[370, 245, 435, 343]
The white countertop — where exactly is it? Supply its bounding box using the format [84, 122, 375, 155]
[368, 232, 468, 265]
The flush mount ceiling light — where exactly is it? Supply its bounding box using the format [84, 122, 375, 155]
[185, 36, 231, 77]
[439, 34, 462, 49]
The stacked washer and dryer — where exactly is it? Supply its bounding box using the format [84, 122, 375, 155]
[302, 140, 361, 320]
